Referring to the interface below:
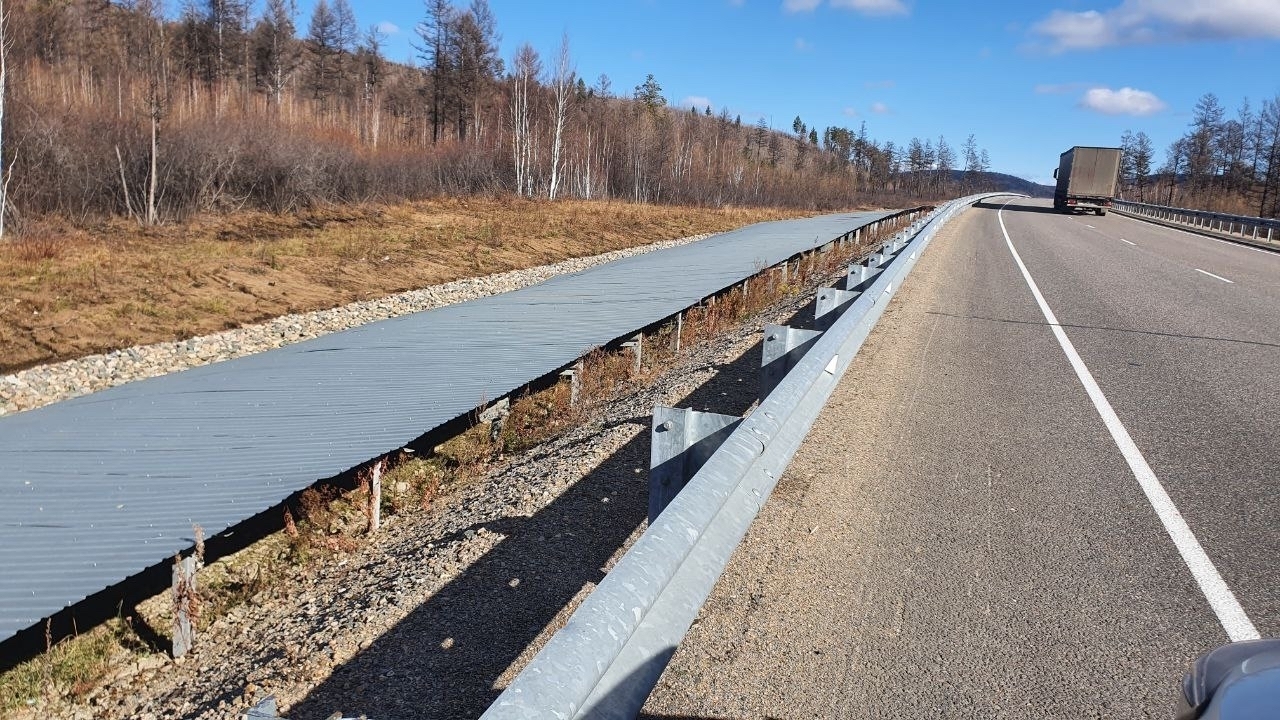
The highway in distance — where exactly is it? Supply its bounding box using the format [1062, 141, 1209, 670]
[641, 197, 1280, 718]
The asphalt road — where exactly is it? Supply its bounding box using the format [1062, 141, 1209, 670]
[641, 197, 1280, 719]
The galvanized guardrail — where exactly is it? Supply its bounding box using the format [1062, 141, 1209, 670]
[1112, 199, 1280, 245]
[476, 192, 1019, 720]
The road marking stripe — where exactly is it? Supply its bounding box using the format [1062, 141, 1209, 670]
[1085, 224, 1097, 229]
[1194, 268, 1234, 284]
[1120, 238, 1137, 246]
[997, 202, 1259, 643]
[1117, 214, 1274, 255]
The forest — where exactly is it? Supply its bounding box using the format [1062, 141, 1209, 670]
[0, 0, 1001, 237]
[1117, 92, 1280, 218]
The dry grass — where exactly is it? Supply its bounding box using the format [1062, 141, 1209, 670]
[0, 198, 816, 372]
[0, 618, 151, 715]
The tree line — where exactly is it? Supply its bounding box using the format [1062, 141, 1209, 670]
[0, 0, 999, 235]
[1118, 92, 1280, 218]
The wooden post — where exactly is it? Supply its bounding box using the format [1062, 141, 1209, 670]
[369, 460, 383, 533]
[172, 555, 197, 658]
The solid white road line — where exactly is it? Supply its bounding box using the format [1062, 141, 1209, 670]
[997, 202, 1260, 643]
[1194, 268, 1234, 284]
[1119, 238, 1137, 246]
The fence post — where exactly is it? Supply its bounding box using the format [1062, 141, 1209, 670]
[172, 555, 197, 659]
[369, 460, 382, 533]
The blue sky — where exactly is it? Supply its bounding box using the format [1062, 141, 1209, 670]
[338, 0, 1280, 185]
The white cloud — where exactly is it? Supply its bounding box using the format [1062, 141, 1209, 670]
[831, 0, 908, 16]
[784, 0, 908, 14]
[680, 96, 713, 111]
[870, 101, 890, 114]
[784, 0, 821, 11]
[1079, 86, 1167, 116]
[842, 107, 860, 117]
[795, 37, 813, 51]
[1032, 0, 1280, 52]
[375, 21, 400, 35]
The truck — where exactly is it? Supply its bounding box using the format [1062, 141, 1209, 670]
[1053, 146, 1122, 215]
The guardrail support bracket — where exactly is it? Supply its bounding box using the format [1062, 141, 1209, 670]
[649, 406, 742, 523]
[815, 288, 860, 332]
[760, 324, 823, 399]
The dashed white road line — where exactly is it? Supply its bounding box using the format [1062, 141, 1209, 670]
[997, 201, 1259, 643]
[1085, 224, 1097, 229]
[1119, 238, 1137, 246]
[1194, 268, 1234, 284]
[1117, 213, 1275, 255]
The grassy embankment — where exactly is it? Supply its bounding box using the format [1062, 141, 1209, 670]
[0, 197, 816, 373]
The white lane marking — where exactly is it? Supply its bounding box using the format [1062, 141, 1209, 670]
[1194, 268, 1234, 284]
[1119, 238, 1137, 246]
[997, 202, 1260, 642]
[1086, 224, 1097, 229]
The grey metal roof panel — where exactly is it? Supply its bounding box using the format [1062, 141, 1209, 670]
[0, 210, 895, 641]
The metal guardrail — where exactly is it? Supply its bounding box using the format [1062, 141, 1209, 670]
[477, 192, 1019, 720]
[1112, 199, 1279, 245]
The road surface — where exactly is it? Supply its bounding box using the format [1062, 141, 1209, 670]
[642, 197, 1280, 718]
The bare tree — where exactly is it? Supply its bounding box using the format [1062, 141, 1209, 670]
[138, 0, 169, 225]
[547, 33, 573, 200]
[357, 25, 384, 147]
[255, 0, 298, 108]
[0, 0, 11, 238]
[510, 43, 538, 197]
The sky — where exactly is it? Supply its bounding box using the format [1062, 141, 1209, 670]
[332, 0, 1280, 186]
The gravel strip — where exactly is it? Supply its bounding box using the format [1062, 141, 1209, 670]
[0, 233, 712, 417]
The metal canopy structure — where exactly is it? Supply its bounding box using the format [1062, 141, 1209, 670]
[0, 210, 894, 643]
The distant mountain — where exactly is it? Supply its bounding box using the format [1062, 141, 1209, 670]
[951, 171, 1055, 198]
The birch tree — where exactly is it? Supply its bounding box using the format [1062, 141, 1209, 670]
[547, 33, 573, 200]
[510, 43, 538, 197]
[0, 0, 9, 238]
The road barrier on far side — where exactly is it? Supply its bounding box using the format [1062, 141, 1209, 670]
[1112, 199, 1279, 250]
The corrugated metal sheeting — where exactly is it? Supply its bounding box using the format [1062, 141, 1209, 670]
[0, 210, 894, 642]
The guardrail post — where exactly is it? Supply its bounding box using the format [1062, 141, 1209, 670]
[649, 406, 742, 523]
[847, 260, 883, 292]
[760, 323, 823, 398]
[672, 312, 683, 354]
[814, 287, 860, 332]
[172, 554, 197, 659]
[560, 361, 582, 407]
[621, 334, 643, 374]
